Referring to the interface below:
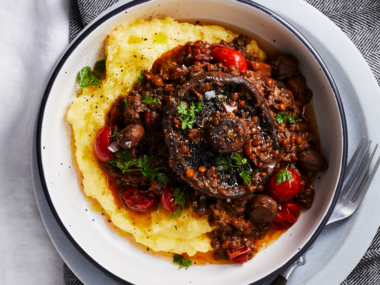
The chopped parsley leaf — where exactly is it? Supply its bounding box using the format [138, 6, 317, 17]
[177, 101, 188, 115]
[76, 66, 103, 89]
[108, 150, 139, 173]
[232, 153, 248, 166]
[137, 154, 165, 181]
[111, 126, 118, 141]
[169, 207, 182, 219]
[188, 102, 203, 118]
[215, 154, 251, 184]
[108, 150, 168, 182]
[137, 70, 144, 85]
[124, 98, 128, 108]
[215, 155, 232, 171]
[275, 166, 292, 184]
[276, 113, 295, 124]
[181, 117, 194, 130]
[288, 115, 295, 124]
[157, 172, 169, 183]
[175, 101, 203, 130]
[141, 94, 159, 104]
[94, 60, 106, 73]
[173, 255, 191, 270]
[169, 188, 185, 219]
[240, 170, 252, 185]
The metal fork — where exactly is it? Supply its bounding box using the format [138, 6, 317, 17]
[270, 137, 380, 285]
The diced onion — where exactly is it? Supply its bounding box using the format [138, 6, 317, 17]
[223, 103, 237, 113]
[108, 141, 119, 153]
[124, 141, 132, 148]
[205, 90, 216, 100]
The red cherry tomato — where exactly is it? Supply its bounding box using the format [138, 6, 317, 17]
[160, 186, 177, 212]
[284, 202, 300, 214]
[210, 46, 248, 73]
[270, 204, 296, 230]
[94, 125, 117, 162]
[266, 168, 301, 203]
[227, 246, 251, 263]
[123, 187, 158, 212]
[233, 253, 249, 263]
[144, 110, 156, 124]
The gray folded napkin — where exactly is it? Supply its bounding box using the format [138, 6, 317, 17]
[65, 0, 380, 284]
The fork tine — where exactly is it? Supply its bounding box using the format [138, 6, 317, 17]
[340, 140, 372, 199]
[344, 136, 365, 180]
[347, 144, 378, 201]
[353, 155, 380, 206]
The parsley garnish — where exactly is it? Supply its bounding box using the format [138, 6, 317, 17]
[111, 126, 118, 141]
[240, 170, 252, 184]
[108, 149, 168, 182]
[232, 153, 248, 166]
[215, 154, 247, 169]
[76, 66, 103, 89]
[173, 255, 191, 270]
[276, 113, 295, 124]
[141, 94, 159, 104]
[109, 150, 139, 173]
[175, 101, 203, 130]
[275, 166, 292, 184]
[177, 101, 188, 115]
[157, 173, 170, 183]
[169, 188, 185, 219]
[137, 70, 144, 85]
[124, 98, 128, 108]
[288, 116, 296, 124]
[137, 154, 168, 182]
[94, 60, 106, 73]
[215, 155, 233, 171]
[215, 154, 251, 184]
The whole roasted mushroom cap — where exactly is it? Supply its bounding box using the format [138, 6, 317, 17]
[163, 72, 281, 199]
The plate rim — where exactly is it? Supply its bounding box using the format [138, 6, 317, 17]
[35, 0, 348, 284]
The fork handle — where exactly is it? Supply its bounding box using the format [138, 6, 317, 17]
[270, 275, 287, 285]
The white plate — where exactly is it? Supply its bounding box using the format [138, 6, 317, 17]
[33, 0, 380, 284]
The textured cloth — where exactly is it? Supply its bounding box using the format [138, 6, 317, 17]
[66, 0, 380, 284]
[0, 1, 69, 284]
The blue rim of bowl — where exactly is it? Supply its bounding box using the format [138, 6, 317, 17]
[36, 0, 348, 284]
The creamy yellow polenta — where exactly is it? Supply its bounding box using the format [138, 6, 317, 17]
[67, 17, 265, 256]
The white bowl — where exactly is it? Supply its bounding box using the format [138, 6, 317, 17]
[36, 0, 347, 284]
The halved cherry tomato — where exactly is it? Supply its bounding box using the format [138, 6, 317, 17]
[94, 125, 116, 162]
[123, 187, 158, 212]
[284, 201, 300, 214]
[233, 253, 249, 263]
[227, 246, 251, 263]
[270, 204, 296, 230]
[210, 46, 248, 73]
[160, 186, 179, 212]
[266, 168, 301, 203]
[144, 110, 156, 124]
